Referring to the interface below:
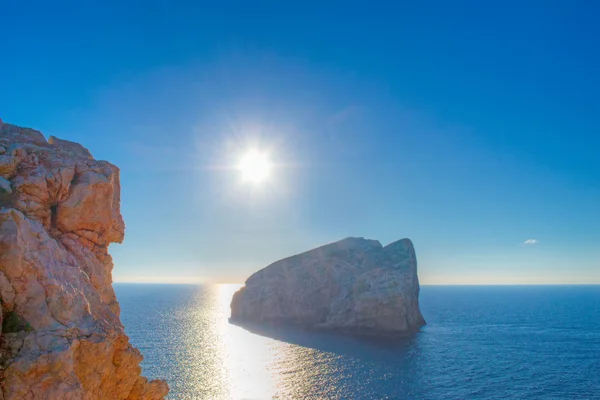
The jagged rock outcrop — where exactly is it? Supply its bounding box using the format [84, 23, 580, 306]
[230, 237, 426, 336]
[0, 121, 168, 399]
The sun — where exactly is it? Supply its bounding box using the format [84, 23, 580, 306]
[238, 150, 271, 183]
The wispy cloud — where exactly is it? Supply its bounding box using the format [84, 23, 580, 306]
[524, 239, 538, 245]
[327, 105, 364, 128]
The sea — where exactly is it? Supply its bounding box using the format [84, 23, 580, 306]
[116, 284, 600, 400]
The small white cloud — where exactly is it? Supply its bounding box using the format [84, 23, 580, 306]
[524, 239, 538, 245]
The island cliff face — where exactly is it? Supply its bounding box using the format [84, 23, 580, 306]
[230, 237, 426, 336]
[0, 122, 168, 399]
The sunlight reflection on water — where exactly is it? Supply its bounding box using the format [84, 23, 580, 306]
[217, 284, 278, 399]
[153, 283, 326, 399]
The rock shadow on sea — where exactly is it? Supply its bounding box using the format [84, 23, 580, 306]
[229, 317, 423, 364]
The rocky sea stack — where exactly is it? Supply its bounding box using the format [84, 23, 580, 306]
[231, 237, 426, 336]
[0, 122, 168, 399]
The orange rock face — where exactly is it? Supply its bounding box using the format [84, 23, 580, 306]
[0, 123, 168, 399]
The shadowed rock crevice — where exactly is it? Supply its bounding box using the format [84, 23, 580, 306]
[1, 311, 32, 334]
[0, 121, 168, 399]
[49, 204, 58, 230]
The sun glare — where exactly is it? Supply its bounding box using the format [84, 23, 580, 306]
[238, 150, 271, 183]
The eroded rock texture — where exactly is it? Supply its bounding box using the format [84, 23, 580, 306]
[231, 237, 426, 336]
[0, 121, 168, 399]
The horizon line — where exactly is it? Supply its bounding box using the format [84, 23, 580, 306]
[112, 281, 600, 286]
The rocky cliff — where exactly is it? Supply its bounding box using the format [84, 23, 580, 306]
[0, 122, 168, 399]
[230, 237, 426, 336]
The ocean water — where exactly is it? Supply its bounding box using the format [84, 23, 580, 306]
[116, 284, 600, 399]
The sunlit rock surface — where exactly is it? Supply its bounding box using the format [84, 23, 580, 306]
[0, 121, 168, 399]
[231, 237, 426, 336]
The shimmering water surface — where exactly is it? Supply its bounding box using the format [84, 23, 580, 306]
[116, 284, 600, 399]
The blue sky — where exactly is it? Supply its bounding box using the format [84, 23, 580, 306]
[2, 1, 599, 284]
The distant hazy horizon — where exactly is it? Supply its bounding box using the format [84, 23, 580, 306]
[113, 278, 600, 286]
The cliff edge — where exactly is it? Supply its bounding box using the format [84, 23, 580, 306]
[230, 237, 425, 336]
[0, 121, 168, 399]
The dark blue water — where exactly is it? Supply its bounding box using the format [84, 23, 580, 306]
[116, 284, 600, 399]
